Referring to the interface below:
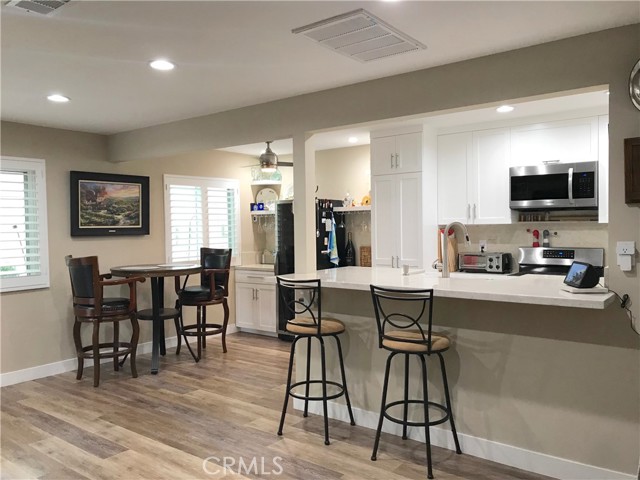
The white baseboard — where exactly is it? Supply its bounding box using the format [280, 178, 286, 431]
[292, 399, 636, 480]
[0, 326, 239, 387]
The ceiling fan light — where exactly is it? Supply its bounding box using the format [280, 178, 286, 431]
[259, 141, 279, 172]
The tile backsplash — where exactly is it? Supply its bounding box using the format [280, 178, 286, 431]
[456, 222, 608, 263]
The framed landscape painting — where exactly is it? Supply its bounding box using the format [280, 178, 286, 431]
[70, 171, 150, 236]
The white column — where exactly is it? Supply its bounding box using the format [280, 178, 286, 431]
[292, 132, 316, 273]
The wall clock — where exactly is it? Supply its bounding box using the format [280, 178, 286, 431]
[630, 58, 640, 111]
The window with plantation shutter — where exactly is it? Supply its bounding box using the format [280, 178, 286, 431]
[164, 175, 240, 264]
[0, 157, 50, 293]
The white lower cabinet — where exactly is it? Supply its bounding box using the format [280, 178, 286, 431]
[235, 270, 276, 334]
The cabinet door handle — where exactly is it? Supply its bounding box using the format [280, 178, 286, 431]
[395, 154, 399, 168]
[390, 154, 394, 168]
[253, 288, 256, 300]
[391, 256, 395, 268]
[256, 289, 259, 300]
[466, 203, 471, 222]
[472, 203, 477, 221]
[396, 256, 400, 267]
[246, 275, 266, 280]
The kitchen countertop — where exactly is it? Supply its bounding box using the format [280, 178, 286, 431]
[279, 266, 616, 309]
[235, 263, 274, 272]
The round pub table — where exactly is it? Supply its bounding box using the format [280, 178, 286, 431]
[111, 263, 201, 374]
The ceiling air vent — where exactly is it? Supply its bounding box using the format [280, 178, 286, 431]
[292, 9, 426, 63]
[4, 0, 70, 15]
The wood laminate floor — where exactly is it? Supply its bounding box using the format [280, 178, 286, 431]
[1, 332, 555, 480]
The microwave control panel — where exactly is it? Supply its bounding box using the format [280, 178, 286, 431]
[573, 172, 596, 198]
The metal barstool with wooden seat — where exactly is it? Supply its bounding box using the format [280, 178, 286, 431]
[369, 285, 462, 479]
[276, 277, 356, 445]
[65, 255, 145, 387]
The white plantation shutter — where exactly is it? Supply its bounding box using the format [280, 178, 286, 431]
[0, 157, 49, 292]
[164, 175, 240, 264]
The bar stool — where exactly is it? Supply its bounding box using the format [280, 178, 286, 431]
[369, 285, 462, 479]
[276, 277, 356, 445]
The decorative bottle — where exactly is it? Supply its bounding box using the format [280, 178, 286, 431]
[345, 232, 356, 266]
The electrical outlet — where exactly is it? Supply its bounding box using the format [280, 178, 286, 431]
[616, 241, 636, 255]
[479, 240, 488, 251]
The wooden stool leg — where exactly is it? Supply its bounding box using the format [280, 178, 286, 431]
[130, 314, 139, 379]
[92, 321, 101, 387]
[113, 321, 120, 371]
[174, 300, 181, 355]
[196, 306, 202, 361]
[221, 298, 229, 353]
[202, 307, 207, 350]
[73, 320, 84, 380]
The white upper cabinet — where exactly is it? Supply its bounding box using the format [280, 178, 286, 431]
[509, 117, 599, 166]
[371, 131, 422, 175]
[437, 129, 512, 225]
[470, 128, 512, 224]
[437, 132, 471, 225]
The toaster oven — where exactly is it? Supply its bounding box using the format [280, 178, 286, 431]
[458, 252, 513, 274]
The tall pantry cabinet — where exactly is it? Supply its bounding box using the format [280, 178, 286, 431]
[371, 128, 423, 268]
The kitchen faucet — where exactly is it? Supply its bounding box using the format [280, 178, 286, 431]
[441, 221, 471, 278]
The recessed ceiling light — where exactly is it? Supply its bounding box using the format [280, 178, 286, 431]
[496, 105, 514, 113]
[149, 59, 175, 71]
[348, 136, 358, 144]
[47, 94, 69, 103]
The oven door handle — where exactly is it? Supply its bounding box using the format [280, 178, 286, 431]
[567, 167, 574, 205]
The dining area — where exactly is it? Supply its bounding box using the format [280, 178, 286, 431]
[64, 249, 233, 385]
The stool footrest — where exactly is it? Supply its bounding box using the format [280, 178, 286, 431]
[288, 380, 346, 402]
[80, 343, 134, 359]
[383, 399, 450, 427]
[180, 324, 223, 336]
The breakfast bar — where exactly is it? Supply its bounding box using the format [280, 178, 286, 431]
[280, 267, 633, 479]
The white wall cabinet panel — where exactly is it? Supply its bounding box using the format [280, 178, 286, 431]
[257, 284, 276, 331]
[509, 117, 599, 166]
[437, 132, 471, 224]
[371, 132, 422, 175]
[235, 283, 257, 329]
[437, 129, 511, 225]
[471, 128, 512, 224]
[372, 173, 423, 268]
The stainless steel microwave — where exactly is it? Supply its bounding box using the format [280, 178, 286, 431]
[509, 161, 598, 210]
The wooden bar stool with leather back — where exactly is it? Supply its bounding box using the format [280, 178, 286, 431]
[174, 248, 231, 362]
[65, 255, 145, 387]
[276, 277, 356, 445]
[370, 285, 462, 479]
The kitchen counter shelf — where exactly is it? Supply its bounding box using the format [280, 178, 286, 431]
[333, 206, 371, 213]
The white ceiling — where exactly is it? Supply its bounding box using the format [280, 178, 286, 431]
[1, 1, 637, 137]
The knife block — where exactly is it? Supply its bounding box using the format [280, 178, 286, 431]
[437, 229, 458, 272]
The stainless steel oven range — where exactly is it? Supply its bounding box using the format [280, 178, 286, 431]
[513, 247, 604, 276]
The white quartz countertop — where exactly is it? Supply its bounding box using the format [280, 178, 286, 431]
[279, 267, 615, 309]
[235, 263, 274, 272]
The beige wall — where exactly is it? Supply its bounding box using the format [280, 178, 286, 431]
[0, 122, 260, 373]
[316, 144, 371, 203]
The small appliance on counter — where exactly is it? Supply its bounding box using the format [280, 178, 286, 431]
[458, 252, 512, 274]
